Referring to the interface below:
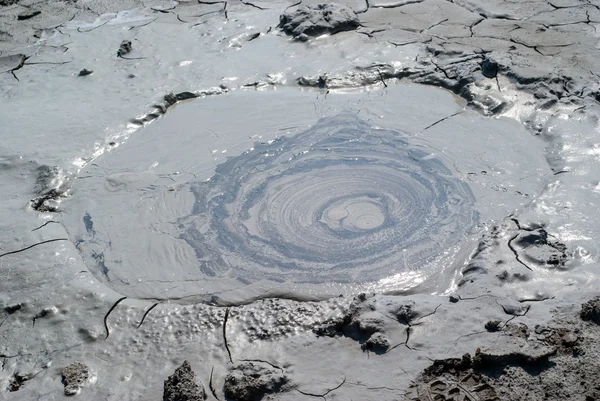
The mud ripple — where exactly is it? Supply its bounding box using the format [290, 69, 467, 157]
[178, 112, 477, 295]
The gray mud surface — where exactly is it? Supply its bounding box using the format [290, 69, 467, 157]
[2, 0, 600, 400]
[224, 361, 291, 401]
[408, 306, 600, 401]
[61, 85, 549, 303]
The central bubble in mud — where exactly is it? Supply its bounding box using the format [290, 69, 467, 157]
[179, 113, 477, 287]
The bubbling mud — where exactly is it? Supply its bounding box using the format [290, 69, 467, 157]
[62, 85, 550, 303]
[179, 113, 477, 289]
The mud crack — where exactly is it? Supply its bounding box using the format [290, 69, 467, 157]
[136, 302, 159, 329]
[223, 308, 233, 363]
[104, 297, 127, 339]
[209, 366, 220, 400]
[240, 359, 283, 371]
[508, 233, 533, 271]
[297, 377, 346, 400]
[31, 221, 60, 232]
[0, 238, 68, 259]
[388, 304, 442, 352]
[241, 1, 267, 10]
[419, 111, 463, 133]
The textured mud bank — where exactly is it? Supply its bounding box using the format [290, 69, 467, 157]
[1, 0, 600, 400]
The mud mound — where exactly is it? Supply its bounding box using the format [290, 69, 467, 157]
[223, 362, 291, 401]
[163, 361, 206, 401]
[580, 299, 600, 325]
[278, 3, 360, 38]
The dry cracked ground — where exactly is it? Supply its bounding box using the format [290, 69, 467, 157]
[2, 0, 600, 400]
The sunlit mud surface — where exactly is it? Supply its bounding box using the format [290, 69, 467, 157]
[178, 112, 477, 296]
[4, 0, 600, 399]
[63, 86, 550, 303]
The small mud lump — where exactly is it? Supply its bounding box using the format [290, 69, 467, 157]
[580, 298, 600, 324]
[8, 372, 31, 392]
[485, 320, 502, 332]
[361, 332, 390, 353]
[278, 3, 360, 37]
[481, 58, 499, 78]
[4, 303, 22, 314]
[163, 360, 206, 401]
[117, 40, 132, 57]
[17, 10, 41, 20]
[61, 362, 90, 396]
[224, 362, 290, 401]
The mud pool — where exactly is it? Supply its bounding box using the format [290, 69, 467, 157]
[63, 86, 550, 303]
[3, 0, 600, 400]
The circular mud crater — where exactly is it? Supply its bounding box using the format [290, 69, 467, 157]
[63, 86, 550, 304]
[180, 112, 476, 288]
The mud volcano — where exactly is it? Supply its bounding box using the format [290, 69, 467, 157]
[63, 86, 549, 304]
[180, 113, 476, 291]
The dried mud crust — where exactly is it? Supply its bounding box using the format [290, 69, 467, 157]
[293, 0, 600, 122]
[510, 226, 568, 270]
[163, 360, 206, 401]
[314, 294, 402, 352]
[460, 219, 571, 290]
[407, 304, 600, 401]
[278, 3, 360, 38]
[223, 362, 291, 401]
[313, 293, 444, 356]
[580, 298, 600, 325]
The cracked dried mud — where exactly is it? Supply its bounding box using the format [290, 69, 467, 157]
[2, 0, 600, 400]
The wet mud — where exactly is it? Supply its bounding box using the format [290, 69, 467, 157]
[62, 85, 549, 303]
[2, 0, 600, 400]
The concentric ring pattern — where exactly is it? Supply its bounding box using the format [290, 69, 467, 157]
[179, 113, 477, 290]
